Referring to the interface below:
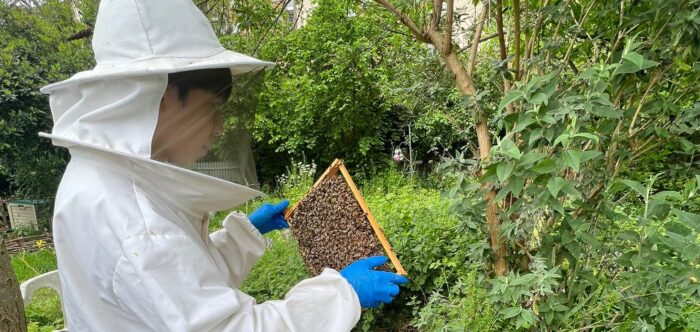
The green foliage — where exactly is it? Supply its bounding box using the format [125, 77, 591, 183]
[0, 1, 93, 199]
[440, 0, 700, 329]
[352, 169, 482, 330]
[411, 269, 497, 331]
[252, 0, 396, 175]
[240, 231, 310, 302]
[11, 249, 63, 330]
[219, 0, 472, 181]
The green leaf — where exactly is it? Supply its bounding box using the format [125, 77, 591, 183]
[578, 232, 601, 248]
[562, 184, 583, 200]
[662, 231, 687, 251]
[579, 150, 602, 163]
[622, 180, 646, 198]
[519, 151, 546, 166]
[564, 150, 581, 172]
[552, 304, 569, 312]
[500, 138, 522, 160]
[641, 59, 660, 70]
[520, 310, 534, 326]
[550, 199, 565, 215]
[618, 230, 638, 241]
[499, 91, 523, 111]
[630, 254, 643, 268]
[648, 197, 671, 220]
[495, 187, 511, 201]
[508, 176, 526, 196]
[623, 52, 644, 68]
[532, 159, 558, 174]
[573, 133, 599, 143]
[674, 210, 700, 231]
[553, 133, 570, 147]
[502, 307, 521, 319]
[497, 161, 515, 182]
[612, 61, 639, 76]
[547, 176, 566, 197]
[696, 175, 700, 189]
[513, 117, 536, 132]
[530, 92, 549, 105]
[529, 128, 543, 146]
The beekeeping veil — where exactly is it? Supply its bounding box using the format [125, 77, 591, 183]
[39, 0, 273, 209]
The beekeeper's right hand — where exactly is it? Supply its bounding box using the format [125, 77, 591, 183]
[340, 256, 408, 308]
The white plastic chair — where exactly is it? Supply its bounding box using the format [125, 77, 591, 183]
[20, 270, 68, 332]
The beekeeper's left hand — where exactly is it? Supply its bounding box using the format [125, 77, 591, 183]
[248, 200, 289, 235]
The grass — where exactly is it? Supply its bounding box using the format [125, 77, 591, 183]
[11, 248, 63, 332]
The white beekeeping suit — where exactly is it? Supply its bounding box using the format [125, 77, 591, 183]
[39, 0, 361, 330]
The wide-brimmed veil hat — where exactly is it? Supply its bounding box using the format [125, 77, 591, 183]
[40, 0, 274, 212]
[41, 0, 274, 93]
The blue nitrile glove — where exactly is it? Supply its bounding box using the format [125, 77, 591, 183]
[340, 256, 408, 308]
[248, 200, 290, 235]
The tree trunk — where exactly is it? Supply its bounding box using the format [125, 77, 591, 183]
[0, 238, 27, 332]
[376, 0, 509, 276]
[428, 30, 508, 276]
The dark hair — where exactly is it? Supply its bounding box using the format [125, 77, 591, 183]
[167, 68, 233, 102]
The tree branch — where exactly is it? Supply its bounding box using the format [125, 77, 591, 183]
[466, 2, 490, 77]
[431, 0, 443, 32]
[374, 0, 430, 43]
[495, 0, 508, 62]
[494, 0, 513, 114]
[443, 0, 454, 54]
[513, 0, 521, 80]
[524, 0, 550, 73]
[628, 71, 662, 137]
[562, 0, 596, 64]
[459, 32, 498, 54]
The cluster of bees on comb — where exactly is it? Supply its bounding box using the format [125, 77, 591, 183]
[288, 174, 389, 276]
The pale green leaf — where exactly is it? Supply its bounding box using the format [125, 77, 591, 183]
[500, 138, 522, 159]
[529, 128, 543, 146]
[553, 133, 570, 147]
[503, 307, 521, 319]
[497, 161, 515, 182]
[532, 159, 558, 174]
[547, 176, 566, 197]
[573, 133, 599, 143]
[564, 150, 581, 172]
[519, 151, 546, 166]
[622, 179, 646, 198]
[530, 92, 549, 105]
[499, 91, 523, 111]
[579, 150, 602, 163]
[641, 59, 660, 70]
[623, 52, 644, 68]
[509, 176, 526, 196]
[674, 209, 700, 231]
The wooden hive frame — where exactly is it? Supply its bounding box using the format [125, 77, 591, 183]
[284, 159, 407, 276]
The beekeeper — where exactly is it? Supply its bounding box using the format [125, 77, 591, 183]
[40, 0, 407, 330]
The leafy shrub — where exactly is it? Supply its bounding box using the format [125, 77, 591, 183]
[411, 269, 497, 331]
[0, 0, 93, 199]
[240, 231, 310, 302]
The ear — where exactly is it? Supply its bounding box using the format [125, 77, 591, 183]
[159, 86, 178, 114]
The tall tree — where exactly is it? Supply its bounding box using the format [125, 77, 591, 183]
[372, 0, 508, 275]
[0, 238, 26, 332]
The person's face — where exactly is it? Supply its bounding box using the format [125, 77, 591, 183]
[152, 86, 225, 167]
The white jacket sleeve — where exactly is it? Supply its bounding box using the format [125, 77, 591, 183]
[112, 233, 361, 332]
[209, 212, 268, 287]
